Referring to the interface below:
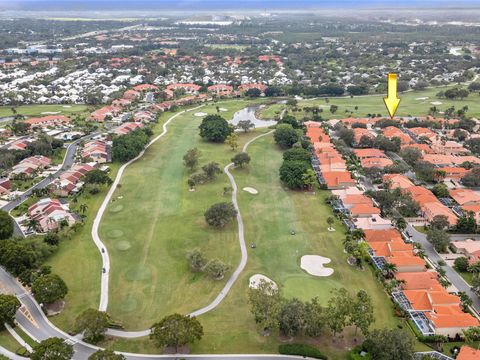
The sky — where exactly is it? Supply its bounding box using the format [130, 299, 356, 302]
[2, 0, 480, 11]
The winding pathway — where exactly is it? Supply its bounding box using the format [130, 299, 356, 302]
[107, 130, 275, 339]
[92, 105, 205, 312]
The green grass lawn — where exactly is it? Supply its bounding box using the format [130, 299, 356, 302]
[107, 131, 425, 357]
[47, 99, 267, 331]
[458, 270, 474, 286]
[0, 330, 23, 353]
[99, 101, 268, 330]
[0, 104, 91, 118]
[259, 86, 480, 120]
[46, 164, 121, 331]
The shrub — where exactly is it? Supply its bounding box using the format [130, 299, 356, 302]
[278, 344, 327, 359]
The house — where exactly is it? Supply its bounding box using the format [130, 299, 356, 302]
[457, 345, 480, 360]
[353, 148, 387, 160]
[25, 115, 71, 129]
[10, 155, 51, 179]
[425, 305, 479, 337]
[364, 228, 403, 243]
[133, 84, 158, 92]
[408, 127, 438, 143]
[382, 126, 414, 145]
[382, 174, 414, 189]
[395, 271, 443, 291]
[353, 214, 393, 230]
[451, 239, 480, 264]
[27, 198, 76, 232]
[88, 105, 122, 122]
[431, 140, 468, 156]
[81, 140, 110, 163]
[403, 289, 460, 312]
[322, 171, 356, 190]
[349, 203, 381, 217]
[123, 89, 141, 100]
[50, 164, 94, 196]
[442, 167, 470, 180]
[166, 83, 201, 95]
[207, 84, 233, 96]
[404, 186, 457, 226]
[113, 122, 144, 136]
[0, 178, 11, 195]
[352, 128, 375, 147]
[238, 83, 267, 94]
[449, 189, 480, 206]
[462, 204, 480, 224]
[7, 139, 29, 151]
[360, 157, 393, 169]
[423, 154, 480, 167]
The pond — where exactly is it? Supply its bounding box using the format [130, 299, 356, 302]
[229, 105, 277, 128]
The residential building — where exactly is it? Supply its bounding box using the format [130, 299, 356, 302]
[28, 198, 76, 232]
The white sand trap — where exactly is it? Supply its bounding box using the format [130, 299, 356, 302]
[62, 105, 72, 108]
[194, 112, 208, 117]
[249, 274, 278, 290]
[431, 101, 442, 105]
[41, 111, 61, 115]
[219, 107, 228, 112]
[243, 187, 258, 194]
[301, 255, 334, 277]
[415, 97, 429, 100]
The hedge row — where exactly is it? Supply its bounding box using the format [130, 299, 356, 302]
[278, 344, 327, 359]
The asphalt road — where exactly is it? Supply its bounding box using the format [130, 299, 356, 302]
[406, 224, 480, 314]
[1, 267, 306, 360]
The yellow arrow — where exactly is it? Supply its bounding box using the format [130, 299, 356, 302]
[383, 73, 401, 119]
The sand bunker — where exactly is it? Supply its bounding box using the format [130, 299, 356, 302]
[219, 107, 228, 112]
[194, 112, 208, 117]
[300, 255, 334, 277]
[63, 105, 72, 108]
[431, 101, 442, 105]
[249, 274, 278, 290]
[415, 97, 429, 100]
[243, 187, 258, 194]
[41, 111, 61, 115]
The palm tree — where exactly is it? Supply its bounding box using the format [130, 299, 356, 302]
[79, 204, 88, 214]
[27, 218, 40, 231]
[383, 262, 397, 279]
[351, 229, 365, 241]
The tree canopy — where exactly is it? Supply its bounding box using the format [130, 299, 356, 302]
[32, 273, 68, 304]
[274, 124, 300, 149]
[31, 338, 74, 360]
[199, 114, 233, 142]
[150, 314, 203, 351]
[204, 202, 237, 228]
[0, 294, 21, 329]
[0, 210, 13, 240]
[74, 308, 110, 343]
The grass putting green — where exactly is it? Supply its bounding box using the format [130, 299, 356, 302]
[109, 204, 124, 213]
[115, 240, 132, 251]
[107, 229, 124, 238]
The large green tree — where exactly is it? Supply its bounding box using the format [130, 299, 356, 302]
[248, 280, 283, 333]
[279, 160, 310, 189]
[31, 337, 74, 360]
[88, 350, 125, 360]
[279, 298, 306, 337]
[350, 290, 374, 335]
[74, 308, 110, 343]
[274, 124, 300, 149]
[204, 202, 237, 228]
[32, 274, 68, 304]
[0, 210, 13, 240]
[150, 314, 203, 352]
[199, 114, 233, 142]
[363, 328, 414, 360]
[0, 294, 21, 329]
[0, 240, 36, 276]
[426, 229, 451, 253]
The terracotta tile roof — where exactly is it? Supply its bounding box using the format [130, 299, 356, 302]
[353, 148, 387, 159]
[363, 229, 403, 243]
[403, 289, 459, 311]
[450, 189, 480, 206]
[342, 194, 373, 205]
[382, 126, 413, 145]
[382, 174, 414, 189]
[360, 157, 394, 168]
[350, 203, 381, 216]
[395, 272, 443, 291]
[388, 253, 426, 269]
[425, 305, 480, 329]
[322, 171, 356, 189]
[457, 346, 480, 360]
